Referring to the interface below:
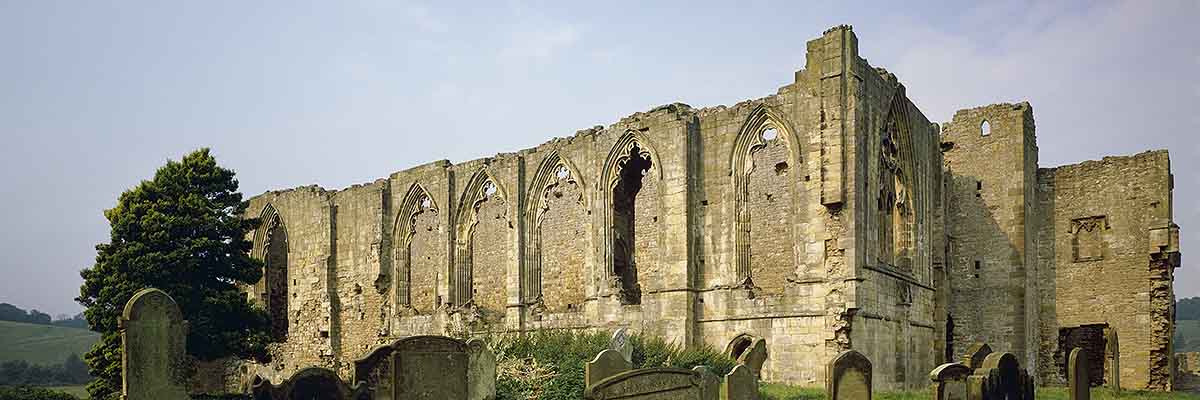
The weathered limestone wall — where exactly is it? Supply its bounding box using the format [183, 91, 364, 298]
[940, 103, 1038, 369]
[236, 26, 942, 390]
[245, 187, 337, 382]
[1036, 150, 1178, 390]
[230, 24, 1180, 393]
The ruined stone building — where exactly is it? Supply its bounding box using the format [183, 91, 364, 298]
[234, 26, 1181, 391]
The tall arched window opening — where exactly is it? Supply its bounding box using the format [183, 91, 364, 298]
[611, 144, 652, 305]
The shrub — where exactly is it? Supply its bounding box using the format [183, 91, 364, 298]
[479, 330, 735, 400]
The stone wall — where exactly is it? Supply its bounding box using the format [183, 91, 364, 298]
[1036, 150, 1178, 390]
[940, 103, 1039, 370]
[231, 24, 1179, 393]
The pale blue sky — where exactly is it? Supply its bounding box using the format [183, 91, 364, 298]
[1, 1, 1197, 316]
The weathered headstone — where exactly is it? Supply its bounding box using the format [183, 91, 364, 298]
[353, 344, 394, 400]
[394, 335, 469, 399]
[722, 364, 759, 400]
[1069, 348, 1090, 400]
[826, 350, 871, 400]
[251, 367, 367, 400]
[121, 288, 191, 400]
[586, 349, 632, 389]
[928, 363, 971, 400]
[736, 338, 768, 378]
[966, 352, 1033, 400]
[610, 328, 633, 364]
[960, 343, 992, 371]
[584, 368, 706, 400]
[692, 366, 721, 400]
[466, 338, 497, 400]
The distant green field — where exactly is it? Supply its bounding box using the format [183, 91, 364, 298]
[46, 385, 88, 398]
[0, 320, 98, 366]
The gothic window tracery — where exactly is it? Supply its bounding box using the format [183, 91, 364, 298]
[731, 107, 799, 296]
[394, 185, 442, 315]
[526, 153, 588, 314]
[879, 110, 915, 271]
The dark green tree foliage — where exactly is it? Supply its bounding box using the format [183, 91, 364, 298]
[0, 354, 90, 386]
[0, 304, 54, 326]
[1178, 297, 1200, 321]
[76, 149, 271, 400]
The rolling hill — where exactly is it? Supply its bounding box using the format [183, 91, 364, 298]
[0, 320, 98, 366]
[1178, 319, 1200, 353]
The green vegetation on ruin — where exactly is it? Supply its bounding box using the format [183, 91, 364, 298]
[474, 329, 735, 400]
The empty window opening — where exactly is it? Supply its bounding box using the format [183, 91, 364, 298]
[945, 314, 955, 363]
[419, 195, 432, 210]
[761, 127, 778, 141]
[981, 120, 991, 136]
[482, 180, 497, 197]
[976, 181, 983, 191]
[774, 161, 789, 176]
[263, 217, 289, 341]
[555, 165, 570, 180]
[611, 144, 652, 305]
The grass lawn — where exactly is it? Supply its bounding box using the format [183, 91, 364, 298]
[0, 320, 98, 365]
[759, 383, 1200, 400]
[46, 385, 88, 398]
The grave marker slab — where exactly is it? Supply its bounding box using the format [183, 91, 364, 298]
[961, 343, 992, 371]
[826, 350, 871, 400]
[1069, 348, 1090, 400]
[929, 363, 971, 400]
[737, 338, 768, 378]
[121, 288, 190, 400]
[722, 364, 759, 400]
[393, 335, 469, 400]
[610, 328, 633, 364]
[584, 368, 705, 400]
[586, 349, 632, 389]
[467, 338, 497, 400]
[692, 366, 720, 400]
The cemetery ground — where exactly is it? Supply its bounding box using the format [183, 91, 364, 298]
[33, 380, 1200, 399]
[757, 385, 1200, 400]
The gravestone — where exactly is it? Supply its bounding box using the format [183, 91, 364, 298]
[586, 349, 632, 388]
[467, 338, 497, 400]
[722, 364, 759, 400]
[966, 352, 1034, 400]
[692, 366, 720, 400]
[1069, 348, 1090, 400]
[960, 343, 992, 371]
[394, 335, 469, 399]
[251, 367, 368, 400]
[928, 363, 971, 400]
[736, 338, 768, 378]
[353, 344, 395, 400]
[610, 328, 633, 363]
[826, 350, 871, 400]
[121, 288, 191, 400]
[584, 368, 706, 400]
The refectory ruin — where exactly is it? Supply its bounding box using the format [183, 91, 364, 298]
[233, 25, 1181, 391]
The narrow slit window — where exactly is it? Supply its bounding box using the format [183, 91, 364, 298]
[981, 120, 991, 136]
